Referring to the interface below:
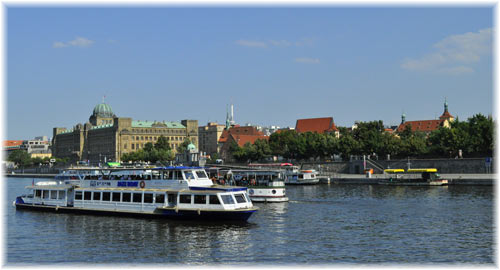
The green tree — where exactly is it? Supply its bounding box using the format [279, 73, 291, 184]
[177, 138, 192, 153]
[8, 150, 32, 168]
[154, 135, 171, 151]
[338, 133, 362, 160]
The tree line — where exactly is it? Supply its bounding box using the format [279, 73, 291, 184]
[228, 114, 494, 163]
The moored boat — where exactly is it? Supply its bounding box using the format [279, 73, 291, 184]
[14, 166, 258, 222]
[206, 168, 288, 203]
[285, 169, 320, 185]
[378, 168, 448, 186]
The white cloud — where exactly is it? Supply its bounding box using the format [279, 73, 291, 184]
[294, 57, 320, 64]
[269, 40, 292, 47]
[53, 36, 95, 48]
[52, 41, 68, 48]
[235, 39, 267, 48]
[401, 28, 492, 73]
[437, 66, 475, 75]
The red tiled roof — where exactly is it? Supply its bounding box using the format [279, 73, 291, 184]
[295, 117, 338, 134]
[218, 126, 264, 143]
[230, 134, 269, 147]
[4, 140, 23, 147]
[439, 110, 454, 120]
[397, 119, 444, 132]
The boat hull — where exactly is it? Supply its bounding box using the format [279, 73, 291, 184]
[285, 179, 320, 185]
[378, 180, 448, 186]
[250, 196, 289, 203]
[14, 203, 257, 222]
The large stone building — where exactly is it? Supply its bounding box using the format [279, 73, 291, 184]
[198, 122, 225, 157]
[52, 102, 198, 163]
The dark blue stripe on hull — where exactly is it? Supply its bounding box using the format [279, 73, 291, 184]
[14, 203, 256, 222]
[189, 186, 247, 192]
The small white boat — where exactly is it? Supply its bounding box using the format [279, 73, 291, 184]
[14, 166, 258, 222]
[285, 169, 320, 185]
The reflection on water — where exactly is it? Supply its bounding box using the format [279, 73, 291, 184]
[6, 178, 494, 264]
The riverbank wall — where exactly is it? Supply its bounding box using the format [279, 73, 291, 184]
[319, 173, 494, 185]
[301, 158, 494, 174]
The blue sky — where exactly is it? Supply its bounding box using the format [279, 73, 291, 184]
[6, 6, 493, 140]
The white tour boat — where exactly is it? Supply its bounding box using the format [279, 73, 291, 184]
[207, 168, 288, 203]
[248, 163, 320, 185]
[14, 166, 258, 222]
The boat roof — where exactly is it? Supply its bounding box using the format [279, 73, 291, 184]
[384, 169, 405, 173]
[76, 185, 247, 193]
[151, 166, 204, 170]
[63, 166, 204, 171]
[407, 168, 438, 173]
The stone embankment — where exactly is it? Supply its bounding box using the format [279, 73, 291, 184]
[318, 173, 494, 185]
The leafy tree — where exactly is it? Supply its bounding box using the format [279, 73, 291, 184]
[144, 142, 154, 153]
[177, 138, 192, 153]
[338, 133, 362, 160]
[8, 150, 32, 168]
[154, 135, 171, 151]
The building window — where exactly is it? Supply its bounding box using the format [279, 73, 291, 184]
[131, 144, 135, 149]
[124, 144, 127, 149]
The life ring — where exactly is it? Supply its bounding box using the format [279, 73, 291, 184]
[140, 181, 146, 189]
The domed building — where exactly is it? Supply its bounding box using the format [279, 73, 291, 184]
[89, 103, 116, 126]
[52, 101, 199, 164]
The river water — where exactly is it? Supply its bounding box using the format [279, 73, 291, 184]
[5, 177, 494, 265]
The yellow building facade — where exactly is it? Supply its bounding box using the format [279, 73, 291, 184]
[52, 103, 198, 163]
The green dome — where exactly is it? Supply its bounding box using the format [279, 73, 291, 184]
[93, 103, 114, 118]
[187, 143, 196, 151]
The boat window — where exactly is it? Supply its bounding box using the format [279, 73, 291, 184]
[84, 191, 92, 200]
[75, 191, 83, 200]
[155, 194, 165, 204]
[244, 193, 251, 202]
[162, 170, 173, 180]
[234, 194, 246, 203]
[58, 190, 65, 199]
[133, 193, 142, 203]
[42, 190, 49, 199]
[209, 195, 220, 205]
[35, 190, 41, 198]
[298, 174, 304, 179]
[194, 195, 206, 204]
[179, 194, 192, 204]
[183, 171, 194, 180]
[195, 170, 208, 179]
[220, 195, 235, 205]
[102, 192, 111, 201]
[168, 194, 176, 203]
[144, 193, 153, 203]
[112, 192, 121, 202]
[50, 190, 57, 199]
[93, 192, 101, 201]
[122, 193, 131, 202]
